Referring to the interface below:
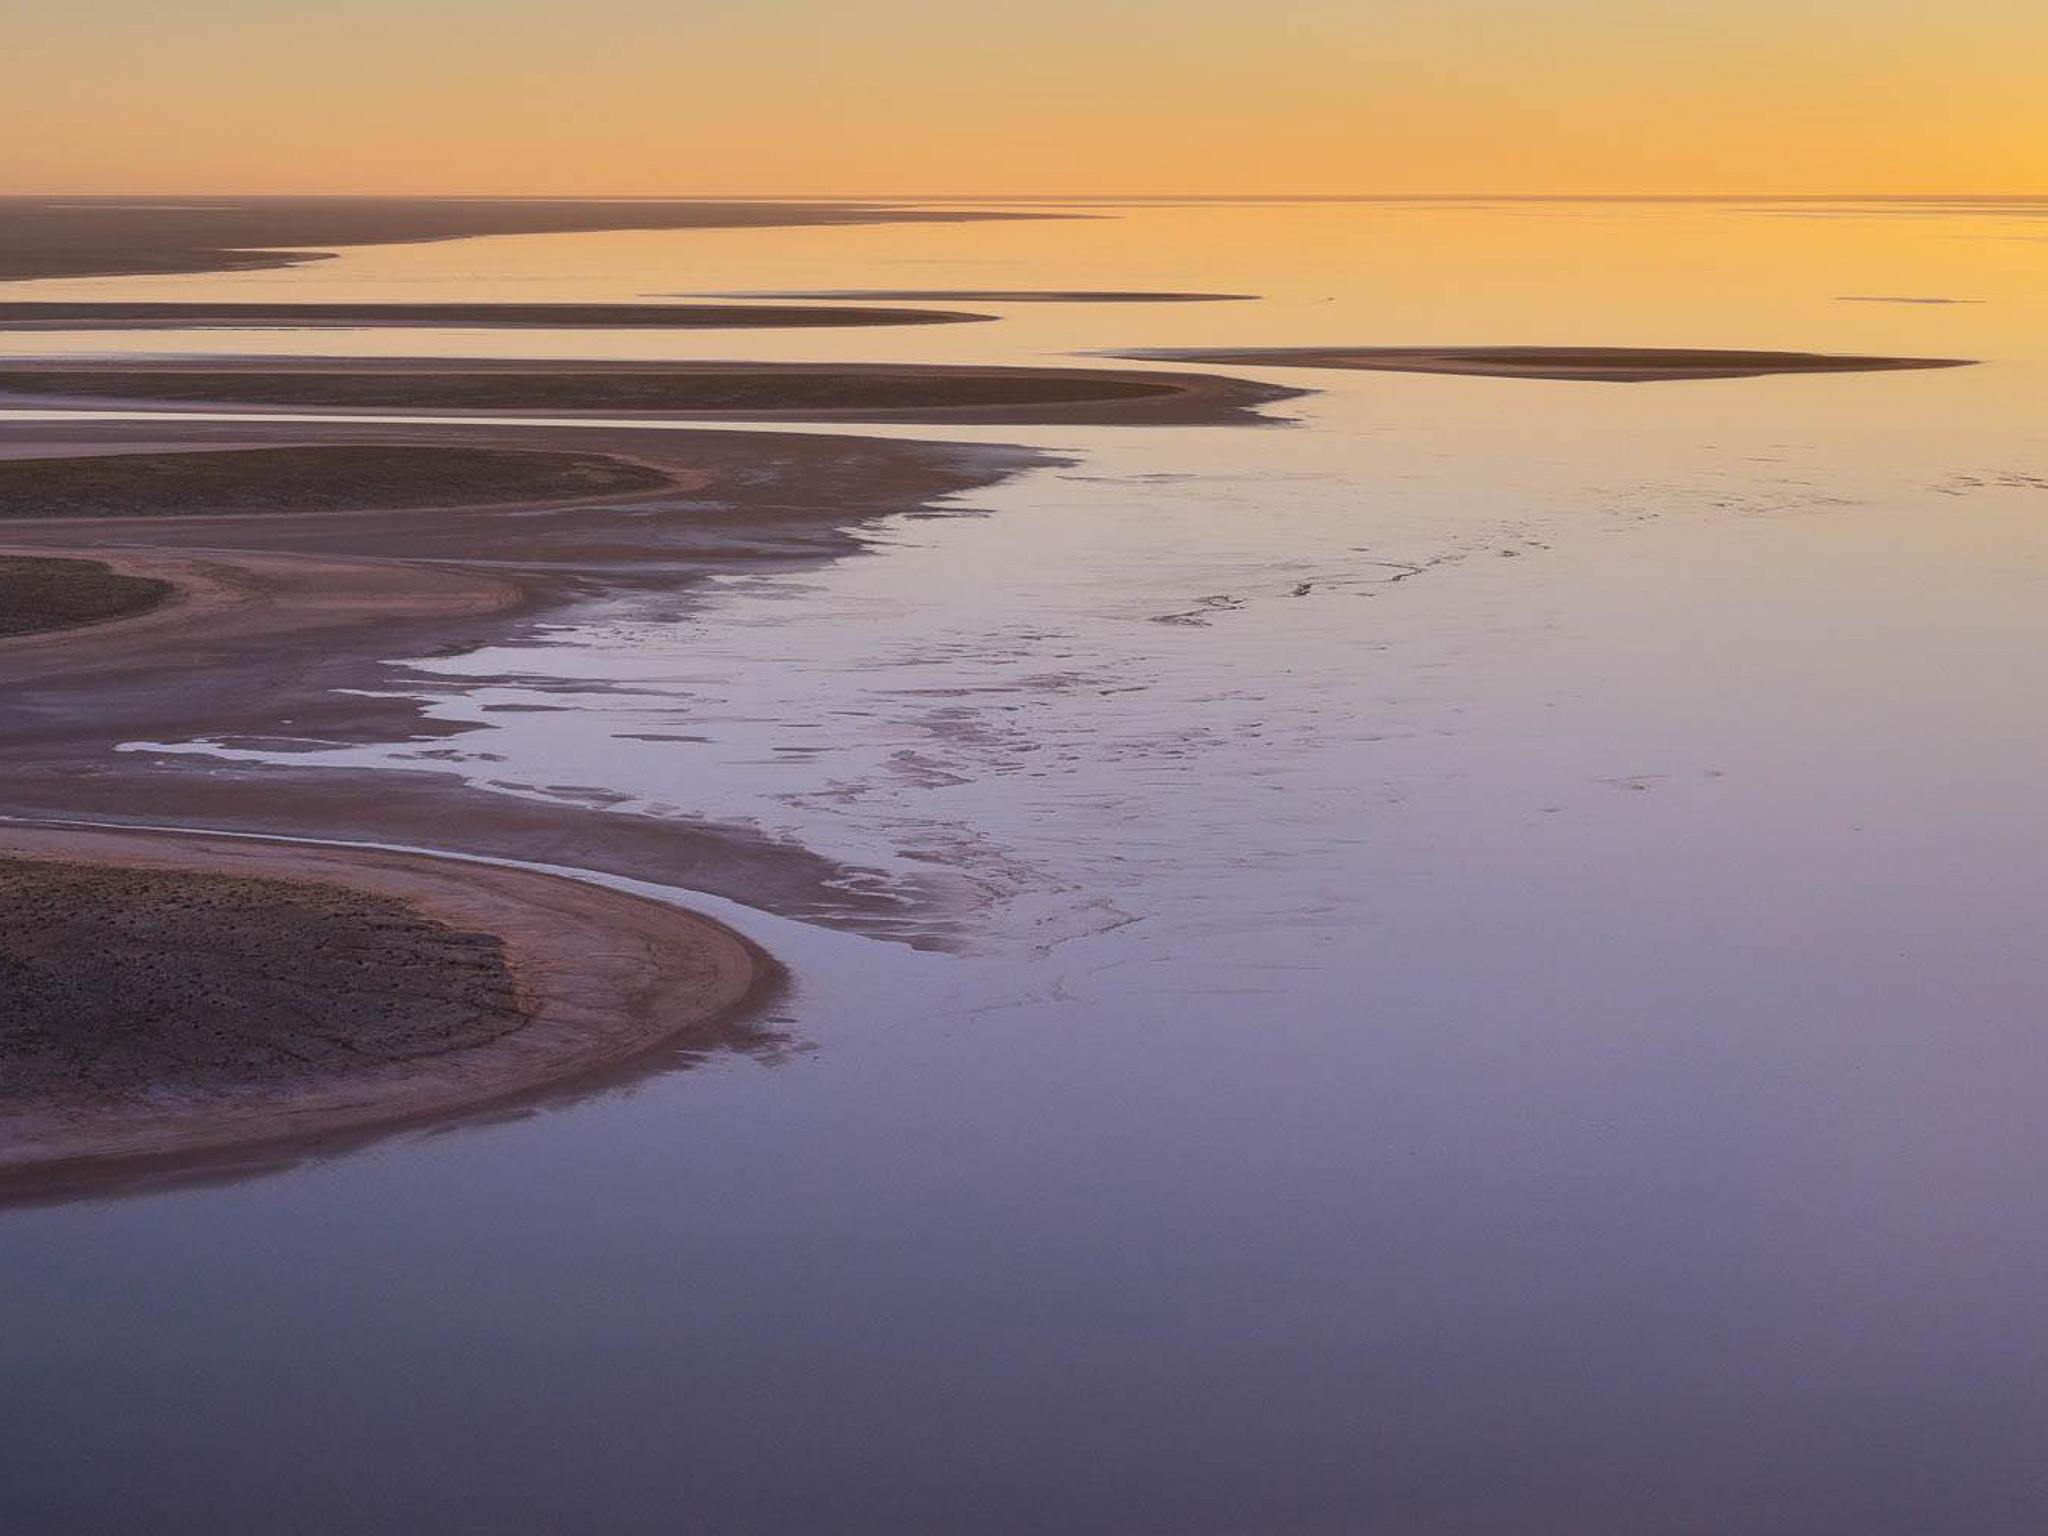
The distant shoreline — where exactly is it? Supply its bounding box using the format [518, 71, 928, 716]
[0, 196, 1069, 282]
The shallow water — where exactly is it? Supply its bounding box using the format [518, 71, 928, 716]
[5, 201, 2048, 1533]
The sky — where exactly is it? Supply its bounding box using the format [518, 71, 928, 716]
[4, 0, 2044, 196]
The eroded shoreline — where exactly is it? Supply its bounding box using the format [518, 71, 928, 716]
[0, 417, 1045, 938]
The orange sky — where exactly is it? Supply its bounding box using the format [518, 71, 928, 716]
[6, 1, 2044, 195]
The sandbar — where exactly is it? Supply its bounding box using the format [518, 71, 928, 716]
[0, 301, 991, 331]
[1106, 345, 1977, 382]
[0, 826, 766, 1198]
[0, 357, 1300, 425]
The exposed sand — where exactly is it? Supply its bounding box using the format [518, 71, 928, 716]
[0, 556, 171, 638]
[0, 357, 1299, 425]
[689, 289, 1256, 303]
[1108, 345, 1977, 382]
[0, 301, 991, 331]
[0, 826, 767, 1198]
[0, 443, 680, 520]
[0, 388, 1124, 1191]
[0, 541, 525, 670]
[0, 196, 1063, 281]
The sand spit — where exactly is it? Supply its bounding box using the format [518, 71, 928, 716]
[0, 301, 992, 331]
[0, 556, 171, 639]
[0, 826, 766, 1200]
[0, 196, 1065, 282]
[0, 443, 681, 520]
[0, 357, 1301, 425]
[688, 289, 1256, 303]
[1107, 345, 1977, 382]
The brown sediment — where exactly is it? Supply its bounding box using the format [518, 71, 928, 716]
[0, 443, 682, 520]
[0, 301, 992, 331]
[0, 825, 768, 1199]
[0, 196, 1068, 282]
[0, 357, 1301, 426]
[0, 417, 1043, 937]
[0, 555, 171, 638]
[686, 289, 1256, 303]
[1106, 345, 1977, 382]
[0, 542, 525, 666]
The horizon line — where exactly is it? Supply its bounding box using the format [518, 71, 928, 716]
[6, 192, 2048, 204]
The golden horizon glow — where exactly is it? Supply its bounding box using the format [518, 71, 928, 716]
[7, 1, 2046, 198]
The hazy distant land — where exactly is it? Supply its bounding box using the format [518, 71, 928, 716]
[1109, 345, 1977, 382]
[0, 196, 1064, 281]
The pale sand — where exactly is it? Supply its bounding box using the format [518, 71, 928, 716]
[0, 826, 767, 1198]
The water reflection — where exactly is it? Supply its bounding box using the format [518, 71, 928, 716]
[5, 200, 2048, 1533]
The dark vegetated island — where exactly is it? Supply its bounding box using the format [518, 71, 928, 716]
[0, 358, 1301, 425]
[0, 858, 523, 1100]
[0, 444, 676, 519]
[1107, 345, 1977, 382]
[0, 557, 172, 637]
[0, 830, 767, 1195]
[0, 301, 992, 331]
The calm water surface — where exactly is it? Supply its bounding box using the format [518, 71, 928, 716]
[5, 202, 2048, 1534]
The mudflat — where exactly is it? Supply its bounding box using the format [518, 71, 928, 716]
[0, 300, 990, 331]
[0, 417, 1045, 935]
[0, 443, 678, 520]
[1108, 345, 1977, 382]
[0, 827, 766, 1195]
[0, 357, 1300, 425]
[0, 556, 172, 638]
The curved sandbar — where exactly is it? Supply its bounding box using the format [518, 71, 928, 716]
[0, 826, 767, 1197]
[0, 358, 1301, 426]
[0, 556, 171, 639]
[0, 301, 992, 331]
[0, 543, 524, 679]
[688, 289, 1255, 303]
[0, 443, 681, 521]
[1106, 345, 1977, 383]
